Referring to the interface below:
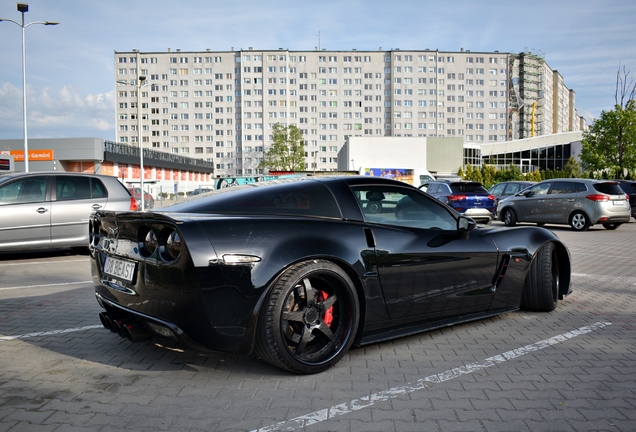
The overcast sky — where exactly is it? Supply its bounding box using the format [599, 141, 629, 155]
[1, 0, 635, 142]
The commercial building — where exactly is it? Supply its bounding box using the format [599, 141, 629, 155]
[338, 131, 583, 183]
[0, 137, 214, 198]
[114, 47, 586, 178]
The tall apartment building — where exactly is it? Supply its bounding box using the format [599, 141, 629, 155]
[114, 48, 585, 177]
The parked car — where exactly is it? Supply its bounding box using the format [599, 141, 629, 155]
[497, 179, 631, 231]
[419, 180, 495, 224]
[89, 176, 571, 374]
[0, 171, 136, 251]
[127, 187, 154, 209]
[613, 180, 636, 218]
[488, 181, 536, 205]
[190, 187, 213, 196]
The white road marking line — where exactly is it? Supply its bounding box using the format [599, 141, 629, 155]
[0, 259, 88, 267]
[0, 281, 92, 291]
[572, 273, 636, 285]
[252, 321, 612, 432]
[0, 325, 103, 341]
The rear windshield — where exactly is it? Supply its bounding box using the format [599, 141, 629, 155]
[593, 182, 626, 195]
[165, 180, 342, 218]
[449, 183, 488, 193]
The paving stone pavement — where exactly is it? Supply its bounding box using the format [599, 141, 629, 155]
[0, 222, 634, 431]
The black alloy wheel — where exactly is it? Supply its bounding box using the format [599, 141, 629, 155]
[255, 260, 359, 374]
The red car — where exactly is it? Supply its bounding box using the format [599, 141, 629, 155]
[127, 187, 154, 209]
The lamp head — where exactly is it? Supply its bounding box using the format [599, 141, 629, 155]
[17, 4, 29, 13]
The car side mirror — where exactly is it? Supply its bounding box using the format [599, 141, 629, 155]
[524, 191, 535, 198]
[457, 215, 476, 232]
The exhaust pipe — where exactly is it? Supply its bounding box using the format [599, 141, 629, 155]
[99, 312, 112, 331]
[98, 312, 151, 342]
[121, 321, 151, 342]
[99, 312, 127, 333]
[112, 318, 135, 338]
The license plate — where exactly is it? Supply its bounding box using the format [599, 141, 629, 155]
[612, 200, 625, 206]
[103, 256, 136, 282]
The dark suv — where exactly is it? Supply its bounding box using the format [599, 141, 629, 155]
[614, 180, 636, 218]
[420, 180, 495, 224]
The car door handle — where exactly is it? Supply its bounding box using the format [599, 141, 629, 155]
[92, 204, 102, 210]
[36, 207, 49, 214]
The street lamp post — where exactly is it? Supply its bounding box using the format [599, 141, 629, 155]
[117, 75, 147, 211]
[0, 3, 58, 172]
[137, 75, 146, 211]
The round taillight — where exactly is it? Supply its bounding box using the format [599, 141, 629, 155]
[162, 230, 182, 261]
[145, 230, 158, 255]
[138, 226, 158, 257]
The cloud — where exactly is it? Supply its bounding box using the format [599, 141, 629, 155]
[0, 83, 116, 139]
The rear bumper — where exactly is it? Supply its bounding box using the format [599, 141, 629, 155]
[95, 290, 252, 354]
[463, 208, 495, 221]
[595, 215, 631, 224]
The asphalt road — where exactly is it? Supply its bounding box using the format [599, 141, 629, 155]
[1, 221, 635, 431]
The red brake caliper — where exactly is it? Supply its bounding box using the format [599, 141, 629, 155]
[319, 291, 334, 327]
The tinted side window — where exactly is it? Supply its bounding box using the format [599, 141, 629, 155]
[505, 183, 523, 195]
[91, 179, 108, 198]
[593, 182, 626, 195]
[351, 185, 456, 230]
[56, 176, 92, 201]
[490, 184, 505, 195]
[0, 176, 47, 204]
[549, 182, 577, 194]
[528, 183, 550, 195]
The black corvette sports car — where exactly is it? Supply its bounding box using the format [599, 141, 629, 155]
[89, 176, 571, 374]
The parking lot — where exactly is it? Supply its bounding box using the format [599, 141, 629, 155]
[1, 221, 635, 432]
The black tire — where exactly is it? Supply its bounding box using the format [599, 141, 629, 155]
[366, 201, 381, 214]
[569, 211, 590, 231]
[503, 208, 517, 227]
[602, 223, 621, 230]
[521, 242, 559, 312]
[255, 260, 359, 374]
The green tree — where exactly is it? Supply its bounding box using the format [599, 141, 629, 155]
[457, 166, 464, 179]
[580, 66, 636, 179]
[464, 163, 474, 180]
[562, 156, 582, 178]
[500, 163, 523, 181]
[258, 123, 305, 172]
[480, 163, 496, 188]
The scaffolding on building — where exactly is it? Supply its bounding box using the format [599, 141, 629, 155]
[508, 51, 545, 140]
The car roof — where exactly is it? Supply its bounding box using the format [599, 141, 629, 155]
[0, 171, 113, 179]
[537, 178, 620, 185]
